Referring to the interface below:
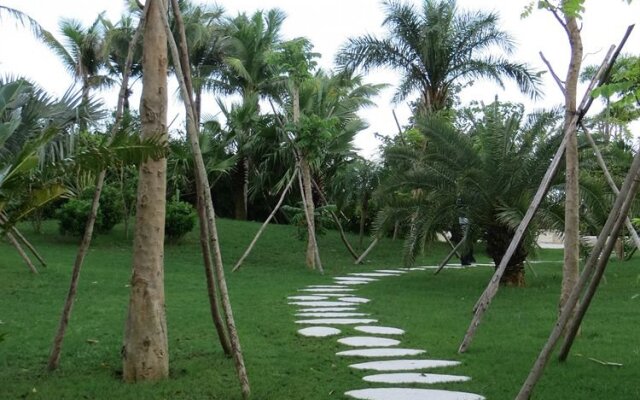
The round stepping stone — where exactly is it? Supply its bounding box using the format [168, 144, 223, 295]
[362, 372, 471, 384]
[338, 297, 370, 304]
[287, 295, 329, 301]
[307, 285, 350, 289]
[297, 327, 341, 337]
[337, 348, 425, 357]
[335, 276, 378, 282]
[374, 269, 407, 274]
[349, 359, 460, 371]
[298, 307, 357, 312]
[309, 293, 355, 297]
[335, 280, 371, 285]
[338, 336, 400, 347]
[355, 326, 405, 335]
[349, 272, 397, 277]
[289, 301, 354, 307]
[300, 288, 355, 293]
[295, 318, 377, 325]
[296, 312, 369, 318]
[345, 388, 484, 400]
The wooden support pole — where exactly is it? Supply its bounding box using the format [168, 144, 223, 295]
[458, 41, 620, 354]
[582, 123, 640, 251]
[516, 144, 640, 400]
[434, 227, 468, 275]
[6, 232, 38, 274]
[233, 168, 299, 272]
[355, 238, 379, 265]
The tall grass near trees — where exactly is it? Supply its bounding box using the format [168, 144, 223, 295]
[0, 220, 638, 399]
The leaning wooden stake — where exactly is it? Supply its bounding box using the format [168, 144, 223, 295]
[48, 3, 149, 372]
[233, 168, 299, 272]
[312, 178, 360, 260]
[457, 44, 617, 354]
[6, 232, 38, 274]
[169, 0, 232, 357]
[516, 145, 640, 400]
[162, 3, 250, 397]
[0, 212, 46, 268]
[355, 238, 379, 265]
[434, 227, 468, 275]
[582, 123, 640, 251]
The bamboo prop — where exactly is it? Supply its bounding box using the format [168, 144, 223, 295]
[161, 3, 250, 397]
[0, 213, 46, 267]
[6, 232, 38, 274]
[47, 2, 150, 372]
[443, 232, 461, 259]
[434, 226, 469, 275]
[233, 168, 299, 272]
[516, 143, 640, 400]
[581, 123, 640, 251]
[169, 0, 231, 357]
[458, 43, 619, 354]
[355, 238, 379, 265]
[311, 178, 360, 260]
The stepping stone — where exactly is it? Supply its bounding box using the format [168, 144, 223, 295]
[289, 301, 354, 307]
[374, 269, 407, 274]
[399, 267, 428, 271]
[362, 372, 471, 384]
[303, 292, 354, 297]
[296, 312, 369, 318]
[287, 295, 329, 301]
[300, 288, 355, 293]
[297, 327, 341, 337]
[337, 348, 426, 357]
[344, 388, 484, 400]
[355, 326, 405, 335]
[349, 359, 460, 371]
[335, 276, 378, 282]
[298, 307, 357, 312]
[338, 297, 370, 303]
[295, 318, 377, 325]
[335, 280, 371, 285]
[349, 272, 398, 277]
[338, 336, 400, 347]
[307, 285, 350, 289]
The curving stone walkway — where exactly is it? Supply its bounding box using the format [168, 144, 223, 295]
[292, 266, 485, 400]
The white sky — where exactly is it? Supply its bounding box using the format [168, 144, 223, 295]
[1, 0, 639, 157]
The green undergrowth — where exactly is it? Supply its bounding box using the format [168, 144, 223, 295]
[1, 219, 639, 399]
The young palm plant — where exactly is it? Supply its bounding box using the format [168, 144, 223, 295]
[377, 102, 563, 286]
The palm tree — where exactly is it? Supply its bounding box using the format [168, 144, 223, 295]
[336, 0, 540, 115]
[221, 9, 285, 219]
[40, 16, 111, 130]
[377, 102, 564, 286]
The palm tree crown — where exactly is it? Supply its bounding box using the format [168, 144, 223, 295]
[336, 0, 540, 114]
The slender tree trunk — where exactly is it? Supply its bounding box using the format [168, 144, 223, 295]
[300, 156, 319, 270]
[164, 2, 250, 396]
[122, 0, 169, 382]
[233, 157, 248, 220]
[560, 13, 583, 329]
[359, 193, 369, 248]
[48, 4, 148, 372]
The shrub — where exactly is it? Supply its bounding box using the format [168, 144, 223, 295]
[57, 185, 124, 236]
[165, 199, 196, 241]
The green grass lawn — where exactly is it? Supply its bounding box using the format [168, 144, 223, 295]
[1, 219, 639, 399]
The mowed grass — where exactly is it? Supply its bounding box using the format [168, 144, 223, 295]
[0, 219, 639, 399]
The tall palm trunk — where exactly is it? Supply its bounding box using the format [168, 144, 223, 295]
[561, 13, 583, 322]
[232, 157, 249, 220]
[485, 224, 527, 287]
[122, 0, 169, 382]
[300, 156, 317, 269]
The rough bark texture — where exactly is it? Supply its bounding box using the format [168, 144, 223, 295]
[560, 13, 583, 324]
[233, 157, 249, 220]
[300, 156, 317, 270]
[122, 0, 169, 382]
[485, 224, 527, 287]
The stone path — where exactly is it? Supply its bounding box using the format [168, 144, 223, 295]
[291, 267, 485, 400]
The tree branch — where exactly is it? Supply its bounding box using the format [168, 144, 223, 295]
[539, 52, 566, 96]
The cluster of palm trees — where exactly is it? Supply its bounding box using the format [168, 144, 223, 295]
[2, 0, 638, 282]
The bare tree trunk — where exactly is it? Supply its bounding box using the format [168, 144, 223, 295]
[0, 213, 46, 267]
[233, 168, 298, 272]
[48, 3, 148, 373]
[560, 12, 583, 333]
[122, 0, 169, 382]
[6, 232, 38, 274]
[359, 193, 369, 249]
[355, 238, 379, 265]
[300, 156, 319, 270]
[164, 2, 250, 396]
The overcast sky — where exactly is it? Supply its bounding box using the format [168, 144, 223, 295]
[1, 0, 639, 157]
